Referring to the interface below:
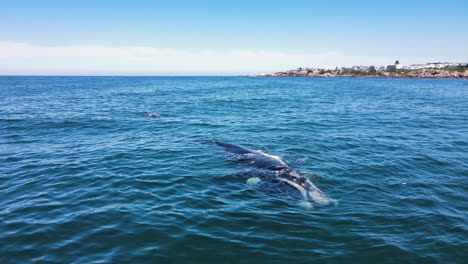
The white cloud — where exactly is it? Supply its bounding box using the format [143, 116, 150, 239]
[0, 42, 416, 75]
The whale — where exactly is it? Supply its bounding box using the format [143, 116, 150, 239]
[212, 141, 336, 208]
[145, 113, 161, 118]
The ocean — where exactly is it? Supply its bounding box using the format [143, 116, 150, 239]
[1, 76, 467, 263]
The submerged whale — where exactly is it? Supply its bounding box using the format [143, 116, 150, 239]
[145, 113, 161, 118]
[212, 141, 336, 208]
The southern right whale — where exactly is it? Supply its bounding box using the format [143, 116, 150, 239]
[145, 113, 160, 118]
[212, 141, 336, 208]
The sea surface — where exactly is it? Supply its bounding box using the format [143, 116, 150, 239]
[1, 76, 467, 264]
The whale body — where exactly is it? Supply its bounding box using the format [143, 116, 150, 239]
[212, 141, 336, 208]
[145, 113, 160, 118]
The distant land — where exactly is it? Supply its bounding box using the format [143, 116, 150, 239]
[248, 61, 468, 79]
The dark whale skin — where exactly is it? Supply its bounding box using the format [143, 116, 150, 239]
[212, 141, 336, 208]
[212, 141, 290, 171]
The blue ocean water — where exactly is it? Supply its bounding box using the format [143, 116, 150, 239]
[1, 76, 467, 263]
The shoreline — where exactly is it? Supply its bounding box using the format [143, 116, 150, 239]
[249, 75, 468, 79]
[248, 68, 468, 79]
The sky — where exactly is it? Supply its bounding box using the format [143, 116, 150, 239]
[1, 0, 467, 75]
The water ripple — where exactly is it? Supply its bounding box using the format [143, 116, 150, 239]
[1, 76, 467, 263]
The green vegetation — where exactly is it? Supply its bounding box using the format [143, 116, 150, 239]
[338, 69, 378, 76]
[443, 67, 467, 72]
[332, 68, 416, 77]
[394, 69, 411, 75]
[398, 69, 411, 73]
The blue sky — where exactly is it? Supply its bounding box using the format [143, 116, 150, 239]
[1, 0, 467, 75]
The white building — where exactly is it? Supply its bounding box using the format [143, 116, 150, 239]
[425, 63, 438, 68]
[394, 60, 407, 69]
[351, 65, 370, 71]
[410, 64, 425, 70]
[435, 62, 458, 68]
[410, 62, 462, 70]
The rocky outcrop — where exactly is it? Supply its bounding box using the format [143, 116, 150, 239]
[249, 68, 468, 79]
[407, 69, 467, 78]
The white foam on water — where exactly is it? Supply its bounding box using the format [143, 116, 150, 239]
[309, 191, 338, 206]
[331, 199, 339, 206]
[299, 201, 314, 210]
[246, 177, 261, 185]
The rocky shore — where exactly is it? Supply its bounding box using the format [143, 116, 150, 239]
[248, 68, 468, 79]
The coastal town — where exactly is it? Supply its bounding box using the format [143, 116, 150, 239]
[249, 61, 468, 78]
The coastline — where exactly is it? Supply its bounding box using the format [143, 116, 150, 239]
[248, 68, 468, 79]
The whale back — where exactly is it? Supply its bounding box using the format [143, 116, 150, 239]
[213, 141, 290, 171]
[212, 141, 336, 207]
[212, 141, 254, 155]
